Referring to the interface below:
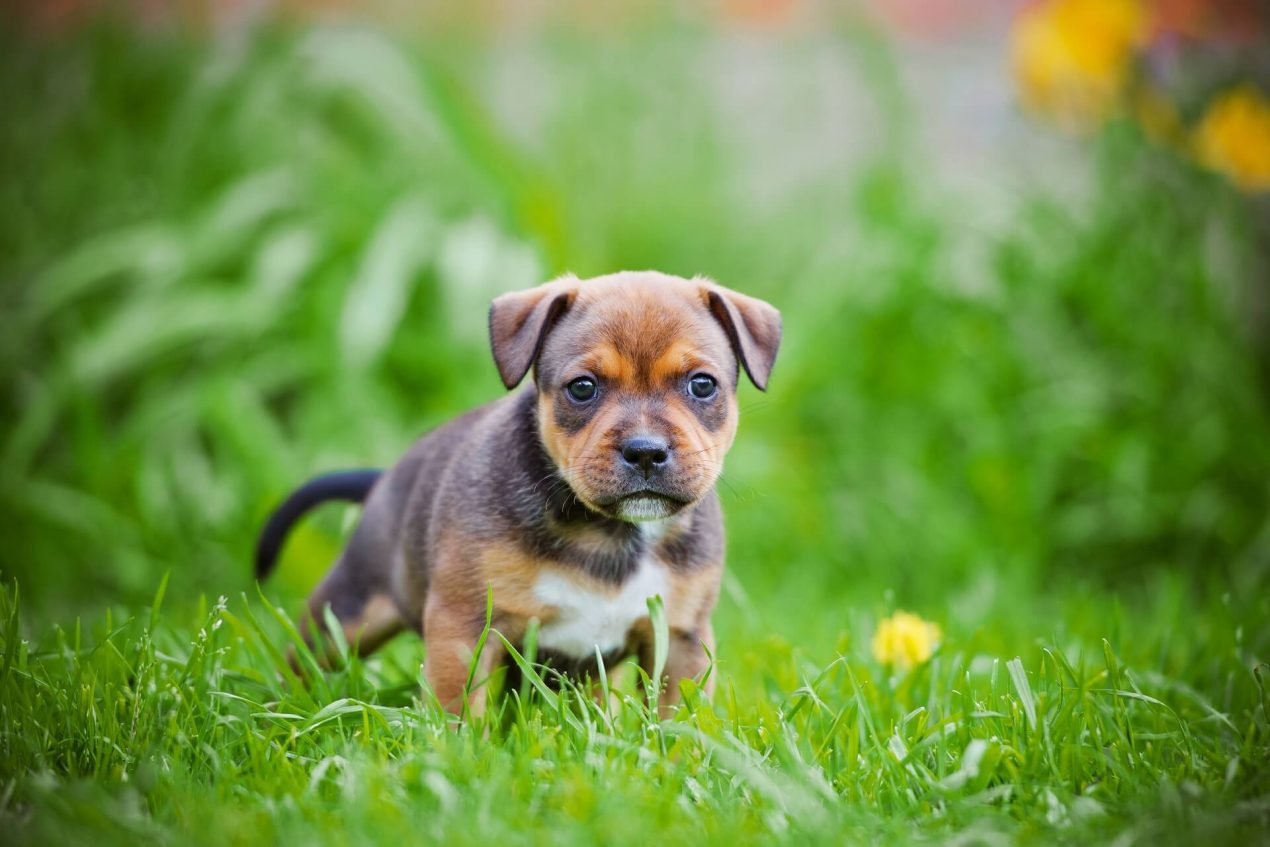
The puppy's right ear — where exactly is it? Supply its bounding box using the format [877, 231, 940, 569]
[488, 281, 576, 389]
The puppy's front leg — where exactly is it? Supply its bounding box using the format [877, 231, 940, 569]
[422, 598, 504, 721]
[642, 622, 715, 718]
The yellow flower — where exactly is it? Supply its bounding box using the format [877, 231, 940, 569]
[1194, 85, 1270, 193]
[871, 611, 942, 671]
[1010, 0, 1150, 131]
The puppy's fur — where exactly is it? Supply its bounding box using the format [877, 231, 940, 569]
[256, 271, 780, 715]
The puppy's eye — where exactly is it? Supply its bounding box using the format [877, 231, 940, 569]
[565, 377, 598, 403]
[688, 374, 718, 399]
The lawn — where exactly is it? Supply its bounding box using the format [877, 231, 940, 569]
[1, 10, 1268, 845]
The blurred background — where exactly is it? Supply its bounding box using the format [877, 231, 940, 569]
[1, 0, 1268, 657]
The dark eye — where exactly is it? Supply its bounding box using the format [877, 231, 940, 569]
[566, 377, 597, 403]
[688, 374, 717, 399]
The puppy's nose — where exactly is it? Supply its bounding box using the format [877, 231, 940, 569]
[619, 436, 670, 477]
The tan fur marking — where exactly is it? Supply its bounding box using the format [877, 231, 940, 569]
[341, 594, 405, 655]
[586, 342, 634, 384]
[536, 392, 628, 513]
[666, 563, 722, 632]
[422, 598, 505, 718]
[648, 340, 700, 384]
[477, 542, 554, 623]
[537, 392, 570, 468]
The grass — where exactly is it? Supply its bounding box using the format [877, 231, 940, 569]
[2, 580, 1266, 845]
[1, 13, 1269, 845]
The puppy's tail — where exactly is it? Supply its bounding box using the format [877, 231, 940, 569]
[254, 469, 382, 580]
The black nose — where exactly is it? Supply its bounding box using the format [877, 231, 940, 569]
[619, 436, 670, 476]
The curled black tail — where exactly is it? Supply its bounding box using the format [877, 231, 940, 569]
[254, 469, 382, 580]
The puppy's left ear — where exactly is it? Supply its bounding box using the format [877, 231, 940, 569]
[489, 280, 576, 389]
[704, 284, 782, 390]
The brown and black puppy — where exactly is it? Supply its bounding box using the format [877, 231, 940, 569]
[255, 270, 780, 716]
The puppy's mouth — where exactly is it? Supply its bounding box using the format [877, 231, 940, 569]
[601, 490, 691, 523]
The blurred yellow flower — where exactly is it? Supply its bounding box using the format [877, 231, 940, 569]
[1194, 85, 1270, 193]
[871, 611, 941, 671]
[1011, 0, 1150, 131]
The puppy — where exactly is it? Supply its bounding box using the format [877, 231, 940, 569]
[255, 270, 781, 716]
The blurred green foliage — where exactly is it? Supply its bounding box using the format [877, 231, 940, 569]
[2, 19, 1266, 624]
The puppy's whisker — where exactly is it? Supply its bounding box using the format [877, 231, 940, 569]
[716, 475, 743, 499]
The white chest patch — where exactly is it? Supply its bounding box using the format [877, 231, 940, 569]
[532, 558, 668, 659]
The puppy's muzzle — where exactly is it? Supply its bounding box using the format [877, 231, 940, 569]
[584, 434, 693, 522]
[618, 435, 670, 479]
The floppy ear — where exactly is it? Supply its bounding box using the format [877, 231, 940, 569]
[704, 285, 782, 391]
[488, 282, 576, 389]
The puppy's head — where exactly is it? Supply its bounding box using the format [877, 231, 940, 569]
[489, 271, 780, 522]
